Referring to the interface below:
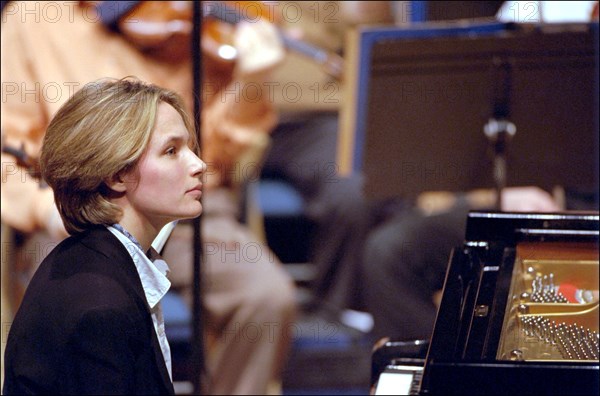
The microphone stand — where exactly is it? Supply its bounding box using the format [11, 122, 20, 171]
[484, 118, 516, 210]
[485, 58, 515, 211]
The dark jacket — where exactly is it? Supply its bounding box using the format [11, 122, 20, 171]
[3, 226, 174, 395]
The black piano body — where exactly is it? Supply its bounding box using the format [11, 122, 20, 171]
[419, 211, 599, 395]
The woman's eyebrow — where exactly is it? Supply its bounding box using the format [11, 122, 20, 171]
[160, 132, 189, 145]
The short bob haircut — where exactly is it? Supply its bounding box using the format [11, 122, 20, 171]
[41, 77, 196, 235]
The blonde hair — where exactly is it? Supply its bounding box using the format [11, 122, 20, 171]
[41, 77, 196, 235]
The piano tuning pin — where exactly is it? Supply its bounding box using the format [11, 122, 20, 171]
[509, 349, 524, 361]
[542, 275, 549, 293]
[517, 316, 599, 360]
[518, 304, 528, 314]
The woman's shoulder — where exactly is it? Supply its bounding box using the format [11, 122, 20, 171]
[34, 227, 140, 301]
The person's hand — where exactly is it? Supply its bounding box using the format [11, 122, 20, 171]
[501, 186, 561, 212]
[234, 20, 285, 78]
[416, 191, 458, 216]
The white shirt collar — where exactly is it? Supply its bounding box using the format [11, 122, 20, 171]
[107, 226, 171, 309]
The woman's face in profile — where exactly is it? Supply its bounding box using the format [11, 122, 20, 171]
[121, 102, 206, 229]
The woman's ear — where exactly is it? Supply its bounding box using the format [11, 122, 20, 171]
[105, 172, 128, 193]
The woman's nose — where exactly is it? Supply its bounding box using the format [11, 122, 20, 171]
[191, 153, 207, 177]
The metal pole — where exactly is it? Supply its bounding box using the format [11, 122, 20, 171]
[485, 59, 515, 210]
[191, 1, 204, 394]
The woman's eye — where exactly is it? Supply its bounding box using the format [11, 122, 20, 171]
[165, 147, 178, 156]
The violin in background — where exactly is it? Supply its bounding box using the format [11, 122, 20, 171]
[115, 1, 344, 80]
[115, 1, 194, 63]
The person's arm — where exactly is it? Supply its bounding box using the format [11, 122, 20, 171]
[466, 186, 561, 212]
[417, 186, 561, 216]
[201, 20, 283, 188]
[1, 11, 66, 238]
[66, 308, 139, 394]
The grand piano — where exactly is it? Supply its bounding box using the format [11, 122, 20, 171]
[373, 211, 599, 395]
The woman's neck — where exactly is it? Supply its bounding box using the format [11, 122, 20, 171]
[117, 217, 160, 253]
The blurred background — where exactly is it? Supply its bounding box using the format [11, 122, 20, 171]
[2, 1, 598, 395]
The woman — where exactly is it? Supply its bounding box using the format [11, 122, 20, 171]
[3, 78, 206, 395]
